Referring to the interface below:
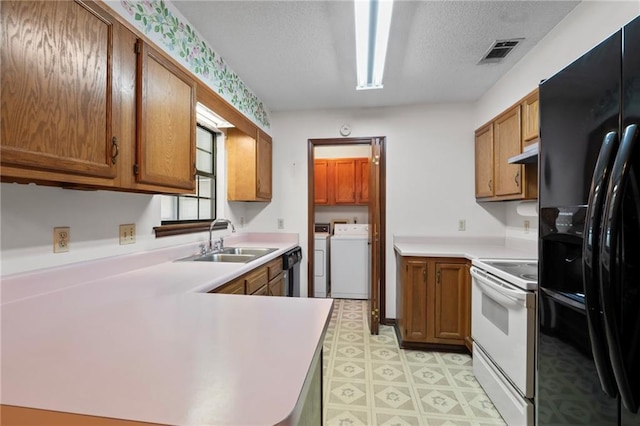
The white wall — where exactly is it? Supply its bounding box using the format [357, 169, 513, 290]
[264, 104, 506, 316]
[0, 136, 247, 276]
[315, 145, 371, 159]
[475, 2, 640, 242]
[315, 206, 368, 226]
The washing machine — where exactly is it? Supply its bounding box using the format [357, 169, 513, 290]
[314, 233, 330, 298]
[330, 224, 370, 299]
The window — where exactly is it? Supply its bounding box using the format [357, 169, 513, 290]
[160, 124, 216, 224]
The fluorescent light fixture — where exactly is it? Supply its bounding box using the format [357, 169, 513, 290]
[355, 0, 394, 90]
[196, 103, 234, 129]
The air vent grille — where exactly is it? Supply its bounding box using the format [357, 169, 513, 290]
[478, 38, 524, 64]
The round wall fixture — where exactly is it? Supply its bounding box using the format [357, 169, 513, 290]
[339, 124, 351, 136]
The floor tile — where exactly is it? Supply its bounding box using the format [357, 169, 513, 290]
[323, 299, 504, 425]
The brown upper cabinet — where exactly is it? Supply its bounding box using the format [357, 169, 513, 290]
[226, 128, 272, 201]
[1, 1, 119, 184]
[521, 89, 540, 147]
[1, 0, 273, 199]
[134, 40, 196, 191]
[475, 88, 538, 201]
[474, 123, 494, 198]
[1, 0, 197, 194]
[313, 157, 369, 206]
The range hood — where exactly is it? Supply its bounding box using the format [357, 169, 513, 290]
[508, 142, 538, 164]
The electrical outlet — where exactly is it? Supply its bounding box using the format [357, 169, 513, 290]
[240, 216, 245, 227]
[458, 219, 466, 231]
[524, 220, 531, 234]
[277, 218, 284, 229]
[119, 224, 136, 245]
[53, 227, 70, 253]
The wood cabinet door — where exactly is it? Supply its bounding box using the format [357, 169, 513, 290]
[256, 131, 272, 200]
[1, 0, 118, 179]
[434, 262, 467, 341]
[356, 158, 370, 204]
[404, 258, 429, 342]
[522, 89, 539, 146]
[135, 40, 195, 191]
[474, 123, 494, 198]
[494, 106, 523, 197]
[314, 160, 330, 204]
[268, 272, 286, 296]
[334, 159, 356, 204]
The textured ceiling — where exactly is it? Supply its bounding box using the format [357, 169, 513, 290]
[172, 0, 580, 112]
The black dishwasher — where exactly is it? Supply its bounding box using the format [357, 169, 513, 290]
[282, 246, 302, 297]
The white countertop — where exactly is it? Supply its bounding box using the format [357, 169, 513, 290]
[1, 233, 334, 425]
[394, 236, 537, 260]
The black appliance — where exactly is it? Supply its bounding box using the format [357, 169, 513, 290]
[283, 246, 302, 297]
[538, 15, 640, 425]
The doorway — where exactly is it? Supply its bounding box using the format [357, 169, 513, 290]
[307, 136, 386, 334]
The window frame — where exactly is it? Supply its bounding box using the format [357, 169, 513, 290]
[154, 123, 219, 237]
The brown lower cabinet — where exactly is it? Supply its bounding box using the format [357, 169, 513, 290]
[210, 256, 285, 296]
[396, 255, 471, 352]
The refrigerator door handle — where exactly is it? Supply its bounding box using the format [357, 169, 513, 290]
[600, 123, 640, 412]
[583, 131, 619, 397]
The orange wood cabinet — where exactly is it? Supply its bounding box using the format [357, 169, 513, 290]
[313, 157, 369, 205]
[213, 278, 245, 295]
[521, 89, 540, 147]
[396, 255, 471, 351]
[474, 123, 494, 198]
[314, 160, 330, 204]
[474, 88, 538, 201]
[209, 256, 284, 296]
[494, 106, 523, 197]
[226, 128, 272, 201]
[0, 0, 197, 194]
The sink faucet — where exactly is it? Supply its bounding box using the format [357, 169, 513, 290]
[208, 218, 236, 251]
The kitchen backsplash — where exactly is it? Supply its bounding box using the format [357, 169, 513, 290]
[106, 0, 270, 130]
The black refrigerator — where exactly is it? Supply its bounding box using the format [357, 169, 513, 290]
[538, 14, 640, 426]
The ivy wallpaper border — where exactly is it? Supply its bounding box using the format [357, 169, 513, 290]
[112, 0, 270, 129]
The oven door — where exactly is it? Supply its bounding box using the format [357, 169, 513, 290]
[471, 266, 536, 398]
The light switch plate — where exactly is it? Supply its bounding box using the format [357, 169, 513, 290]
[119, 224, 136, 245]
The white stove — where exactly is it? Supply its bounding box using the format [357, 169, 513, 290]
[472, 259, 538, 290]
[470, 258, 537, 426]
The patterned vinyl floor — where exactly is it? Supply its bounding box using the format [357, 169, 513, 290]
[322, 299, 506, 426]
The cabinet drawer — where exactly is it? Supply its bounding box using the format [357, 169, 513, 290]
[266, 257, 283, 280]
[211, 278, 245, 294]
[246, 267, 269, 294]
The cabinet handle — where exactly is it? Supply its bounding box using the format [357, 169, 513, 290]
[515, 170, 520, 187]
[258, 179, 261, 191]
[423, 268, 427, 283]
[488, 179, 492, 191]
[437, 270, 441, 284]
[111, 136, 119, 165]
[193, 162, 197, 179]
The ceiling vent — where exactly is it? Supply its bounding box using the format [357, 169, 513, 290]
[478, 38, 524, 64]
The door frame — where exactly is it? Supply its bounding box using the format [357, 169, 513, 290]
[307, 136, 387, 322]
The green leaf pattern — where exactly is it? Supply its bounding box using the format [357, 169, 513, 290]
[119, 0, 270, 129]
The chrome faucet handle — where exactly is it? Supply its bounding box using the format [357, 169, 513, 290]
[199, 243, 208, 255]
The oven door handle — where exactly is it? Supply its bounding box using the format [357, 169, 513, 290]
[471, 267, 531, 308]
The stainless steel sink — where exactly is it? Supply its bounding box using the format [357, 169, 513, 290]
[175, 247, 277, 263]
[193, 253, 256, 262]
[219, 247, 277, 256]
